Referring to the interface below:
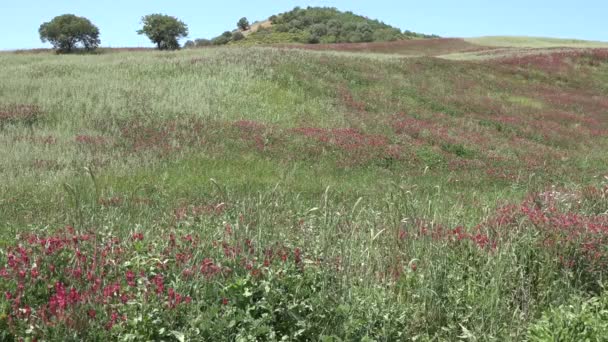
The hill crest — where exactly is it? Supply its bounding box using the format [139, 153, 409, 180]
[185, 6, 437, 47]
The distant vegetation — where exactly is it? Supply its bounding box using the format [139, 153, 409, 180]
[35, 7, 439, 52]
[185, 6, 438, 47]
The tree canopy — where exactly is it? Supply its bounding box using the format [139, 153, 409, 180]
[266, 7, 437, 44]
[137, 14, 188, 50]
[237, 17, 250, 31]
[39, 14, 100, 53]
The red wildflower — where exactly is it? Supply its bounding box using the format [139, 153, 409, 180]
[126, 270, 136, 287]
[30, 267, 39, 279]
[153, 274, 164, 294]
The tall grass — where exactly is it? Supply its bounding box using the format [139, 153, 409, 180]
[1, 46, 607, 340]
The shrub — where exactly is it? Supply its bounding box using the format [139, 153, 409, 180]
[212, 32, 233, 45]
[39, 14, 100, 53]
[195, 39, 212, 47]
[232, 31, 245, 41]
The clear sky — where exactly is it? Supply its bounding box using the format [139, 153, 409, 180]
[1, 0, 606, 50]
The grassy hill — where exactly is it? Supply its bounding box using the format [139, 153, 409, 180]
[187, 7, 437, 47]
[1, 41, 608, 340]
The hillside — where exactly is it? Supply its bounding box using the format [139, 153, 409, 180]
[466, 36, 608, 48]
[186, 7, 437, 47]
[1, 40, 608, 340]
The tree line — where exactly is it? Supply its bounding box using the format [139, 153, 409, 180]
[39, 8, 437, 53]
[39, 14, 249, 53]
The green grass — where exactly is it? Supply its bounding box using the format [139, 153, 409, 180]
[1, 45, 608, 340]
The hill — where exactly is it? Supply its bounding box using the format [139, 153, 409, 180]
[186, 6, 437, 47]
[269, 34, 608, 62]
[1, 40, 608, 340]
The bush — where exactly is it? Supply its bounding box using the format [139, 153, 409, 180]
[232, 32, 245, 41]
[39, 14, 100, 53]
[211, 31, 233, 45]
[195, 39, 212, 47]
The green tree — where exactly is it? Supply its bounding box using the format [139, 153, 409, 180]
[237, 17, 250, 31]
[137, 14, 188, 50]
[39, 14, 100, 53]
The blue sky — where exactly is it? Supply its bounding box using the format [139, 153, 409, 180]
[0, 0, 606, 50]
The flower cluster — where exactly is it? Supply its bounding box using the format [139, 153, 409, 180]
[397, 186, 608, 279]
[497, 49, 608, 72]
[0, 104, 43, 127]
[0, 226, 305, 339]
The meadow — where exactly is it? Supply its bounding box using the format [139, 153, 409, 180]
[1, 43, 608, 340]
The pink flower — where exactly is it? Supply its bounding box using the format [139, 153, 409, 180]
[126, 270, 136, 287]
[153, 274, 164, 294]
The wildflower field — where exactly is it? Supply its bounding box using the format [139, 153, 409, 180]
[1, 42, 608, 340]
